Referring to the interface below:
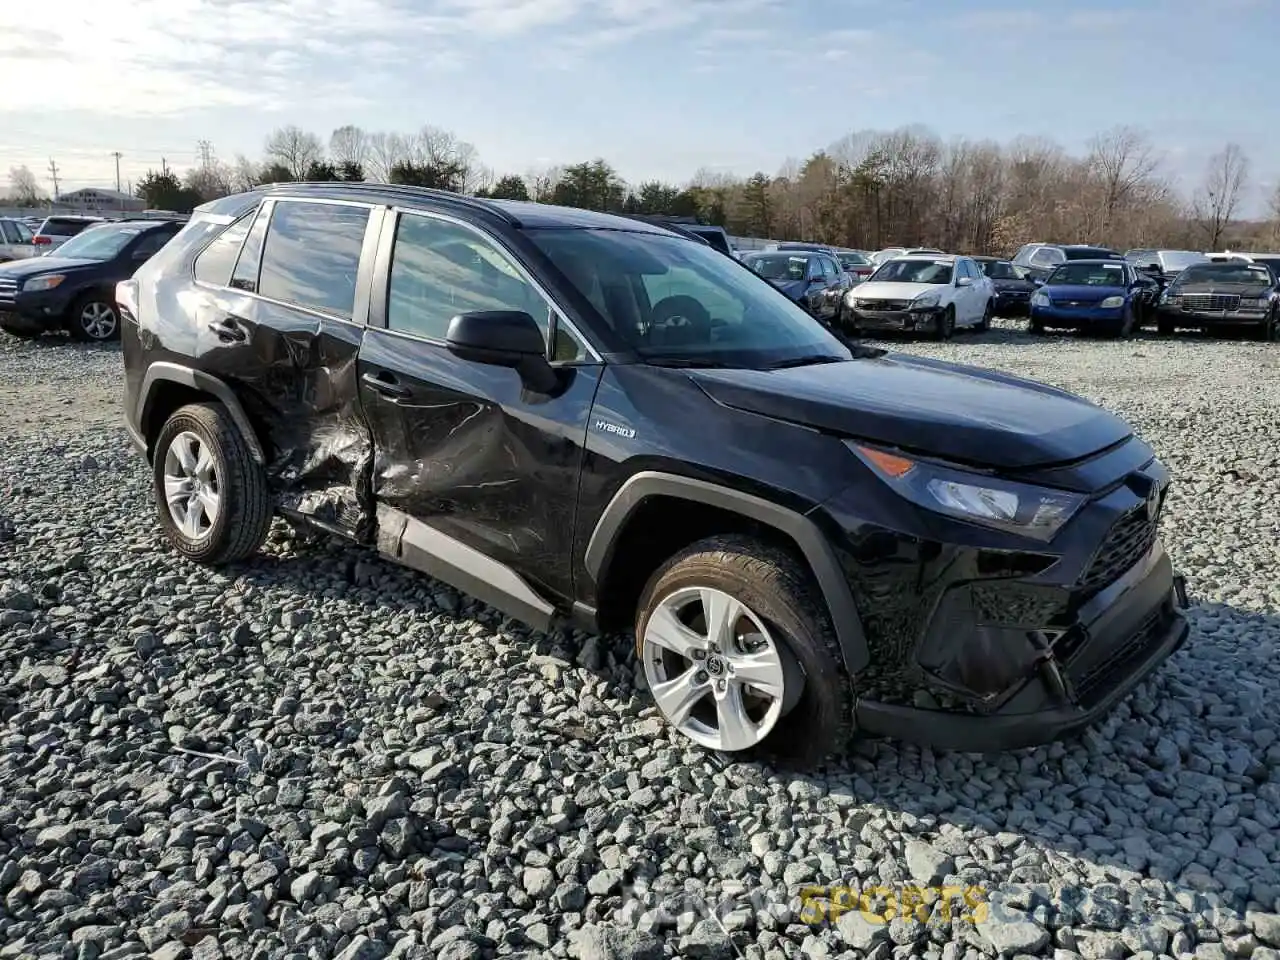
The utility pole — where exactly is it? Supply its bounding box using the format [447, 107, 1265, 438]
[161, 157, 169, 177]
[47, 158, 60, 202]
[111, 151, 123, 192]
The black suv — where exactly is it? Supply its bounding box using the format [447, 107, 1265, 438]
[119, 184, 1189, 766]
[0, 219, 183, 341]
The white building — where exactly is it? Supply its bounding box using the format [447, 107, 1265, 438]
[56, 188, 146, 213]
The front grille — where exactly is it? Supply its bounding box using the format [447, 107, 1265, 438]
[0, 277, 16, 305]
[1069, 608, 1166, 704]
[857, 299, 911, 311]
[1078, 501, 1161, 596]
[1050, 298, 1099, 308]
[1181, 293, 1240, 312]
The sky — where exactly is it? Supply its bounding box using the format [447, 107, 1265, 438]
[2, 0, 1277, 213]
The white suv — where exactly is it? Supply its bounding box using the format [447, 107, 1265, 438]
[0, 218, 37, 261]
[844, 254, 994, 338]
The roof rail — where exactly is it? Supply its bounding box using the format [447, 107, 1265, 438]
[258, 181, 523, 225]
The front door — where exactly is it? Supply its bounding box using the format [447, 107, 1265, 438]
[358, 209, 603, 614]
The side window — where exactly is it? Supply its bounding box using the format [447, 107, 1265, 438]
[13, 221, 33, 243]
[131, 229, 174, 261]
[823, 256, 840, 280]
[0, 222, 17, 244]
[194, 212, 254, 286]
[257, 201, 370, 318]
[387, 213, 586, 361]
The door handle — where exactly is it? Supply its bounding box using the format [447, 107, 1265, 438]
[207, 318, 246, 342]
[361, 371, 412, 399]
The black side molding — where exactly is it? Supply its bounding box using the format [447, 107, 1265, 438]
[138, 362, 266, 463]
[376, 505, 557, 634]
[583, 471, 870, 676]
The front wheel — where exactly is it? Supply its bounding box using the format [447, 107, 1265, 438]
[152, 402, 274, 565]
[67, 293, 120, 342]
[635, 535, 853, 768]
[1260, 311, 1279, 342]
[933, 306, 956, 341]
[1157, 316, 1175, 336]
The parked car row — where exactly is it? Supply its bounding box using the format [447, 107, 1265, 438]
[0, 217, 185, 340]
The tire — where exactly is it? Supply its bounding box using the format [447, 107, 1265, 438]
[1259, 310, 1278, 342]
[1029, 316, 1045, 334]
[933, 306, 955, 341]
[1157, 317, 1175, 336]
[67, 292, 120, 342]
[975, 299, 992, 332]
[152, 402, 273, 565]
[1105, 306, 1135, 339]
[635, 534, 854, 769]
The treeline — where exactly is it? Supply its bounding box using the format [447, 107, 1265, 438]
[127, 122, 1280, 255]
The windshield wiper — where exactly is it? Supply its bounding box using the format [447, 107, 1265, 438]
[765, 354, 848, 370]
[643, 356, 736, 368]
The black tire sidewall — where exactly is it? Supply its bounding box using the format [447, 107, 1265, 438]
[636, 536, 853, 768]
[153, 407, 245, 563]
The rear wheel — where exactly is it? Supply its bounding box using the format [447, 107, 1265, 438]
[152, 402, 273, 565]
[975, 299, 993, 332]
[67, 293, 120, 342]
[635, 534, 853, 768]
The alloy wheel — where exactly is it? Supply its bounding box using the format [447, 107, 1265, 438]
[79, 301, 118, 340]
[642, 586, 788, 752]
[162, 431, 221, 542]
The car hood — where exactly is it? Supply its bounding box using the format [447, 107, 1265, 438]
[0, 256, 100, 278]
[852, 281, 945, 300]
[1042, 283, 1126, 300]
[690, 352, 1132, 470]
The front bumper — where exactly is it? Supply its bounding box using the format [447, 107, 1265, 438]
[0, 288, 76, 331]
[1158, 306, 1271, 327]
[1030, 303, 1124, 329]
[849, 304, 942, 333]
[994, 292, 1031, 316]
[854, 544, 1188, 751]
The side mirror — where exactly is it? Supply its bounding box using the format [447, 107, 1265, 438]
[445, 310, 557, 392]
[956, 276, 973, 287]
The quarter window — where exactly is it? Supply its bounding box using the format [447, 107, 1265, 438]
[386, 213, 586, 361]
[194, 214, 254, 286]
[257, 201, 370, 318]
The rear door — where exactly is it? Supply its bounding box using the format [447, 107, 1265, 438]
[357, 209, 604, 609]
[0, 221, 35, 260]
[189, 196, 382, 539]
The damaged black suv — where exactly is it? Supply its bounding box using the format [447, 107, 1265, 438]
[119, 183, 1189, 767]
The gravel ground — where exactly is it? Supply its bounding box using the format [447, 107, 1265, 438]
[2, 323, 1279, 960]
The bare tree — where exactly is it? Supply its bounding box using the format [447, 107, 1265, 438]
[1194, 143, 1249, 250]
[1268, 182, 1280, 246]
[366, 131, 411, 182]
[8, 165, 44, 205]
[229, 155, 260, 193]
[1086, 126, 1161, 234]
[525, 167, 561, 202]
[264, 126, 324, 180]
[329, 125, 369, 168]
[185, 162, 233, 201]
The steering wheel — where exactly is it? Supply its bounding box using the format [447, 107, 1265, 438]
[648, 295, 712, 346]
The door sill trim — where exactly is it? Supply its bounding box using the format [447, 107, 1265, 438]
[376, 505, 557, 633]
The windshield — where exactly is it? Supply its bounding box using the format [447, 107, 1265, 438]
[51, 224, 144, 260]
[1176, 263, 1273, 285]
[1046, 261, 1127, 286]
[743, 252, 812, 281]
[869, 259, 953, 284]
[838, 252, 870, 267]
[979, 260, 1025, 280]
[526, 228, 849, 367]
[1160, 250, 1209, 271]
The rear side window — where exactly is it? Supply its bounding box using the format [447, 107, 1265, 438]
[257, 201, 370, 318]
[193, 213, 254, 286]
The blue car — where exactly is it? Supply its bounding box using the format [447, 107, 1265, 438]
[1029, 259, 1146, 337]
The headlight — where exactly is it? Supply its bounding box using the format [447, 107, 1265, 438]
[1031, 292, 1049, 307]
[1099, 296, 1124, 308]
[844, 290, 858, 307]
[847, 442, 1086, 542]
[22, 274, 65, 292]
[912, 292, 940, 309]
[1248, 296, 1273, 308]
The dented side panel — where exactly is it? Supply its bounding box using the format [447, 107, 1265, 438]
[194, 290, 375, 540]
[357, 329, 602, 601]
